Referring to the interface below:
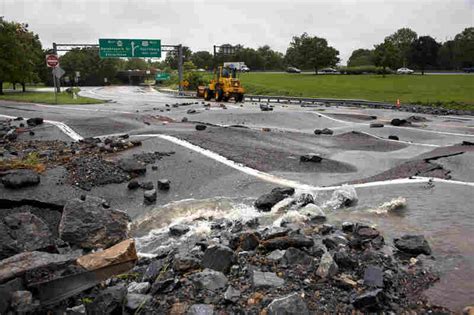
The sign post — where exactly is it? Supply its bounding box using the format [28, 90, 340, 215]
[99, 39, 161, 58]
[46, 54, 60, 102]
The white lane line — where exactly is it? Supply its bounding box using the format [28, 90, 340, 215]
[132, 133, 474, 190]
[312, 111, 474, 138]
[33, 104, 134, 114]
[0, 114, 83, 141]
[357, 131, 440, 148]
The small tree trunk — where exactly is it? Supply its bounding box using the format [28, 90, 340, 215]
[0, 80, 3, 95]
[22, 83, 26, 92]
[382, 66, 386, 78]
[12, 83, 16, 90]
[314, 67, 318, 74]
[421, 66, 425, 75]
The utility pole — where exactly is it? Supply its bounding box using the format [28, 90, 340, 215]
[52, 43, 61, 93]
[177, 44, 183, 95]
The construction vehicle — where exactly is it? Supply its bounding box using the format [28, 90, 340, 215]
[197, 66, 245, 102]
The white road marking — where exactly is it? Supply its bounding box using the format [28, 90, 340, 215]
[0, 114, 83, 141]
[132, 134, 474, 190]
[312, 111, 474, 137]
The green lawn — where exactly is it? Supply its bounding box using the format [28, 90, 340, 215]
[238, 73, 474, 110]
[0, 90, 105, 105]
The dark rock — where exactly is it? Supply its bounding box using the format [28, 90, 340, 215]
[151, 165, 158, 171]
[187, 304, 214, 315]
[230, 232, 260, 251]
[195, 124, 207, 131]
[125, 293, 151, 310]
[59, 196, 130, 249]
[323, 235, 348, 250]
[390, 118, 410, 126]
[388, 135, 399, 141]
[181, 117, 188, 122]
[267, 293, 310, 315]
[151, 277, 179, 294]
[191, 268, 228, 291]
[341, 222, 354, 233]
[1, 212, 53, 257]
[333, 251, 358, 269]
[363, 265, 384, 287]
[356, 227, 380, 239]
[201, 245, 236, 274]
[169, 224, 190, 236]
[127, 282, 151, 294]
[173, 254, 200, 272]
[261, 235, 314, 251]
[5, 129, 17, 141]
[26, 117, 43, 127]
[321, 128, 334, 135]
[370, 123, 384, 128]
[300, 154, 322, 163]
[224, 285, 240, 303]
[142, 259, 164, 282]
[1, 169, 40, 189]
[139, 181, 154, 190]
[394, 235, 432, 256]
[252, 270, 284, 288]
[462, 141, 474, 146]
[118, 158, 146, 174]
[187, 109, 197, 114]
[254, 187, 295, 211]
[86, 285, 126, 314]
[29, 131, 35, 136]
[157, 179, 171, 191]
[127, 180, 140, 190]
[144, 189, 157, 203]
[282, 247, 313, 265]
[351, 289, 384, 311]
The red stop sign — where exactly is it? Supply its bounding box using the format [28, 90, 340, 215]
[46, 54, 59, 68]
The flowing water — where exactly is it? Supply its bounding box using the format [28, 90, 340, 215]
[132, 182, 474, 312]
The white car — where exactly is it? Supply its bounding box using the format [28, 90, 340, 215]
[317, 68, 340, 74]
[397, 67, 414, 74]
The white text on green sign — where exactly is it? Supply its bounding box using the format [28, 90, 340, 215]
[99, 39, 161, 58]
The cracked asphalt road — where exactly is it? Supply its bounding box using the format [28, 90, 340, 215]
[1, 85, 474, 310]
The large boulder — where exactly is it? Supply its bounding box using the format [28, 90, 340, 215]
[267, 293, 309, 315]
[201, 245, 236, 274]
[59, 196, 130, 250]
[118, 158, 146, 175]
[394, 235, 432, 256]
[0, 212, 53, 259]
[0, 251, 79, 283]
[282, 247, 313, 266]
[316, 252, 338, 278]
[1, 170, 40, 189]
[255, 187, 295, 211]
[26, 117, 44, 127]
[76, 239, 137, 270]
[261, 235, 314, 251]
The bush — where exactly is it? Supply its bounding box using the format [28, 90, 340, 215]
[338, 66, 394, 75]
[183, 71, 208, 90]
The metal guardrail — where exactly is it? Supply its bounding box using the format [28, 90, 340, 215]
[158, 89, 473, 115]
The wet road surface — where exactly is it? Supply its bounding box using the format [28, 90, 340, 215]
[1, 85, 473, 310]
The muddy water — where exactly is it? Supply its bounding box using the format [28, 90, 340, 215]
[328, 183, 474, 311]
[132, 182, 473, 312]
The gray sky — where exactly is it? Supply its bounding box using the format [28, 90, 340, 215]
[2, 0, 473, 64]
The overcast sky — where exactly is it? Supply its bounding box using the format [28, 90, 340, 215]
[2, 0, 473, 64]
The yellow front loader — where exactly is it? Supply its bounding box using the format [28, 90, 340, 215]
[198, 66, 245, 102]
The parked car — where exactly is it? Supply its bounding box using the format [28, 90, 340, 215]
[317, 68, 340, 74]
[396, 67, 414, 74]
[462, 67, 474, 73]
[286, 67, 301, 73]
[241, 65, 250, 72]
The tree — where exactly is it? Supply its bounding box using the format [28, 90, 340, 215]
[125, 58, 148, 70]
[60, 48, 124, 85]
[409, 36, 440, 75]
[0, 18, 43, 94]
[438, 40, 457, 69]
[374, 40, 398, 76]
[385, 28, 418, 67]
[165, 46, 192, 69]
[285, 33, 339, 73]
[183, 61, 196, 72]
[453, 27, 474, 68]
[191, 51, 213, 70]
[347, 49, 375, 67]
[257, 45, 285, 70]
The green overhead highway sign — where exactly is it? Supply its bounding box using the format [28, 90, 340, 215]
[155, 73, 171, 81]
[99, 38, 161, 58]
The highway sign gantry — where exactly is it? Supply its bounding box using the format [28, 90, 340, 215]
[99, 39, 161, 58]
[46, 54, 59, 67]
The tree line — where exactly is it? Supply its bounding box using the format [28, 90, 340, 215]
[1, 16, 473, 92]
[350, 27, 474, 74]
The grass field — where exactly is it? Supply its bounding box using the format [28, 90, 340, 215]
[0, 89, 105, 105]
[237, 73, 474, 110]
